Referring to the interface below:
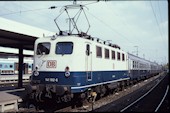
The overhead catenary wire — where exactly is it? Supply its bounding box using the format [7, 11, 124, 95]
[86, 1, 167, 63]
[10, 2, 60, 32]
[86, 10, 134, 46]
[157, 0, 166, 43]
[83, 1, 99, 6]
[0, 1, 167, 64]
[0, 2, 61, 36]
[104, 2, 147, 54]
[0, 7, 49, 16]
[150, 1, 166, 65]
[150, 1, 166, 49]
[2, 2, 52, 17]
[155, 0, 167, 63]
[0, 1, 61, 17]
[0, 1, 99, 35]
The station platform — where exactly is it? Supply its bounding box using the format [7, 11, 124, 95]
[0, 76, 27, 112]
[0, 92, 21, 112]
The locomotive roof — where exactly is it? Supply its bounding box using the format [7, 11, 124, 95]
[36, 33, 123, 51]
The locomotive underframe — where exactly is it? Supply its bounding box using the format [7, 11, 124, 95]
[25, 79, 130, 104]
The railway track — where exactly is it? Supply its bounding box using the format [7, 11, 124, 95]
[93, 72, 166, 112]
[119, 72, 169, 112]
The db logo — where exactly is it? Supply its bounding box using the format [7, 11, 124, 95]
[47, 60, 57, 68]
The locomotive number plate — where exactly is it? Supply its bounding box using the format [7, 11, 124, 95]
[46, 60, 57, 68]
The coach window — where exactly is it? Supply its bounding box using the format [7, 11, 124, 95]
[10, 65, 13, 68]
[117, 52, 120, 60]
[136, 62, 137, 68]
[112, 50, 115, 60]
[133, 61, 135, 68]
[86, 44, 90, 56]
[56, 42, 73, 55]
[4, 65, 8, 68]
[0, 64, 2, 68]
[96, 46, 102, 58]
[28, 65, 32, 70]
[37, 42, 50, 55]
[105, 48, 109, 59]
[122, 53, 125, 61]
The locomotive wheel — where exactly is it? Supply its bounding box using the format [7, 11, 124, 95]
[71, 93, 84, 109]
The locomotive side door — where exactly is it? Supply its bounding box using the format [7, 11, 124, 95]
[85, 43, 92, 81]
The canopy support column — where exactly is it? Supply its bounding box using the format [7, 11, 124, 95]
[18, 46, 23, 88]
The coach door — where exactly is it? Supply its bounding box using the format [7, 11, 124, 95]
[86, 43, 92, 81]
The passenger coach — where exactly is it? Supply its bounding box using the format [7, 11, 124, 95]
[0, 59, 33, 75]
[128, 53, 162, 81]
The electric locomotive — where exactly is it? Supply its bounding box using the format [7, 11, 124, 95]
[28, 33, 130, 103]
[26, 4, 129, 103]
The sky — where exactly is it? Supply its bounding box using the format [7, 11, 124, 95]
[0, 0, 168, 65]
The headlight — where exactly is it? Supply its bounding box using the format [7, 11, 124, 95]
[34, 71, 39, 76]
[65, 71, 70, 77]
[65, 66, 70, 77]
[34, 65, 39, 76]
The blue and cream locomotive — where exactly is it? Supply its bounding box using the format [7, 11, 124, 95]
[29, 34, 130, 102]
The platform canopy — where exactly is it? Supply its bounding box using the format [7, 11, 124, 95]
[0, 17, 55, 51]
